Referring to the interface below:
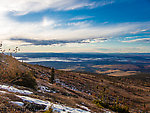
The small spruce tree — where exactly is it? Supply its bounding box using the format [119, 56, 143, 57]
[50, 68, 55, 84]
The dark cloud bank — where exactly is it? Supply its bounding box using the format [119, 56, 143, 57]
[10, 38, 107, 46]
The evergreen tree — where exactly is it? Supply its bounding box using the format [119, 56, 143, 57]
[50, 68, 55, 84]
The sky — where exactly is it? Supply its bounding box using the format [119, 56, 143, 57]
[0, 0, 150, 53]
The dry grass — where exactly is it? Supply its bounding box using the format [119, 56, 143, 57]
[0, 53, 149, 112]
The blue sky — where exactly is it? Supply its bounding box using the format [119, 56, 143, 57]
[0, 0, 150, 53]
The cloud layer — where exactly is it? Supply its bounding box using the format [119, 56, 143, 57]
[0, 0, 115, 42]
[10, 37, 108, 46]
[122, 38, 150, 43]
[0, 0, 149, 53]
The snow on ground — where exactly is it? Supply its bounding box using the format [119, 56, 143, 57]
[38, 86, 56, 93]
[0, 84, 91, 112]
[16, 95, 91, 113]
[55, 79, 81, 92]
[10, 101, 24, 106]
[76, 104, 91, 112]
[0, 90, 7, 94]
[52, 104, 90, 113]
[0, 84, 33, 95]
[55, 79, 92, 96]
[16, 95, 50, 110]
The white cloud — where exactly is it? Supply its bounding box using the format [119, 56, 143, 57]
[122, 38, 150, 43]
[125, 36, 139, 39]
[81, 38, 107, 43]
[98, 0, 115, 6]
[42, 17, 55, 27]
[141, 29, 148, 32]
[66, 21, 91, 27]
[70, 16, 94, 21]
[0, 0, 104, 16]
[0, 0, 150, 49]
[96, 46, 149, 53]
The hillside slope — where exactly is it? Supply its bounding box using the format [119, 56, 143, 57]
[0, 53, 149, 113]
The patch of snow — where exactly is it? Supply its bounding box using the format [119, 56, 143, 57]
[76, 104, 91, 112]
[16, 95, 91, 113]
[55, 79, 81, 92]
[2, 60, 5, 63]
[39, 86, 56, 93]
[52, 104, 91, 113]
[55, 79, 93, 96]
[16, 95, 51, 110]
[0, 84, 33, 95]
[88, 93, 91, 95]
[0, 90, 7, 93]
[11, 101, 24, 106]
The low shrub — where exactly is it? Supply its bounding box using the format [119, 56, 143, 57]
[94, 87, 129, 113]
[13, 71, 37, 90]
